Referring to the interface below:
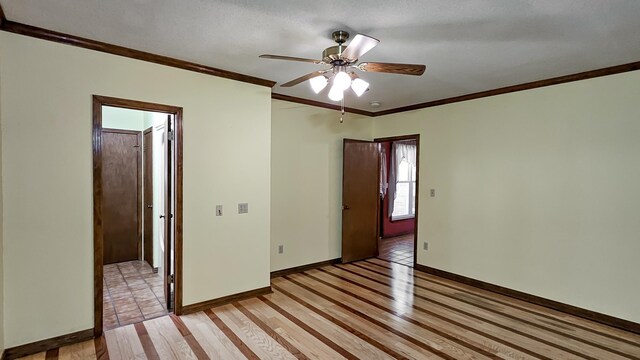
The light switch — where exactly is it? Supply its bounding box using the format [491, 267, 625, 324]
[216, 205, 223, 216]
[238, 203, 249, 214]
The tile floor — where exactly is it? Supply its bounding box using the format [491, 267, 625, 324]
[103, 260, 167, 330]
[378, 233, 414, 267]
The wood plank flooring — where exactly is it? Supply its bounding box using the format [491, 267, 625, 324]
[19, 259, 640, 359]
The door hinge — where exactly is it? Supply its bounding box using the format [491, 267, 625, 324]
[167, 131, 175, 142]
[168, 274, 174, 284]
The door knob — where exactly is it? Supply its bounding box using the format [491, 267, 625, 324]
[160, 215, 165, 219]
[147, 205, 153, 209]
[342, 205, 350, 210]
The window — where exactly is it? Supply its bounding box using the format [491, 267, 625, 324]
[391, 142, 417, 220]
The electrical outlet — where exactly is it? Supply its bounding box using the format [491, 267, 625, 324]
[215, 205, 223, 216]
[430, 189, 435, 197]
[238, 203, 249, 214]
[423, 242, 429, 251]
[278, 245, 284, 254]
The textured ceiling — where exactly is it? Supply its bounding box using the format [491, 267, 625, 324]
[3, 0, 640, 111]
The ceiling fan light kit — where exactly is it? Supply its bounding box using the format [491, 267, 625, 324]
[309, 75, 329, 94]
[260, 30, 426, 119]
[328, 83, 344, 101]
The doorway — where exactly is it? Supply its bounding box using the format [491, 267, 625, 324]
[92, 95, 183, 336]
[376, 136, 419, 267]
[341, 135, 419, 267]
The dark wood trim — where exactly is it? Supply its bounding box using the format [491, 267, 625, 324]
[414, 263, 640, 335]
[0, 2, 6, 26]
[274, 62, 640, 117]
[374, 135, 420, 268]
[0, 20, 275, 88]
[93, 95, 184, 335]
[374, 61, 640, 116]
[1, 329, 93, 360]
[272, 93, 375, 117]
[374, 134, 421, 143]
[270, 258, 341, 279]
[2, 13, 637, 115]
[101, 128, 142, 135]
[136, 130, 143, 261]
[173, 107, 184, 315]
[181, 286, 273, 315]
[1, 10, 637, 115]
[92, 96, 104, 337]
[94, 95, 182, 114]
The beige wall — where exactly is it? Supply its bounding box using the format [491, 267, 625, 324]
[373, 70, 640, 322]
[0, 32, 271, 347]
[102, 106, 146, 131]
[270, 100, 373, 271]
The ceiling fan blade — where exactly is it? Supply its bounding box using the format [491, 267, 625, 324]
[259, 54, 324, 64]
[280, 70, 327, 87]
[358, 62, 426, 76]
[341, 34, 379, 61]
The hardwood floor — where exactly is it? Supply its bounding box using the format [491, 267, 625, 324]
[378, 234, 415, 267]
[19, 259, 640, 359]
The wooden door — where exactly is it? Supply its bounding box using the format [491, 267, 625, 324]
[143, 128, 154, 268]
[342, 139, 380, 263]
[164, 115, 173, 310]
[103, 129, 142, 265]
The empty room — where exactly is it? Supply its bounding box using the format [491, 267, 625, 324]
[0, 1, 639, 359]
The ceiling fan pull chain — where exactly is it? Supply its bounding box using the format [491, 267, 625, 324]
[340, 99, 345, 123]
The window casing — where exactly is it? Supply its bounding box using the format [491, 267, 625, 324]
[391, 155, 416, 220]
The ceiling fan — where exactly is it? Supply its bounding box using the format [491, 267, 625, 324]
[260, 30, 426, 102]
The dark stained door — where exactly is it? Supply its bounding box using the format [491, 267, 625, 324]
[103, 129, 142, 264]
[143, 128, 154, 268]
[342, 139, 380, 263]
[164, 115, 173, 310]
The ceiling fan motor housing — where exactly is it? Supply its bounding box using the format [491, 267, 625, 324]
[322, 46, 348, 64]
[323, 30, 353, 65]
[332, 30, 349, 44]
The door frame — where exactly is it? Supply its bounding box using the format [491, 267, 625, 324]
[92, 95, 184, 337]
[374, 134, 420, 268]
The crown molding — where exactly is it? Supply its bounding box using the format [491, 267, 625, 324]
[1, 2, 638, 115]
[373, 61, 640, 117]
[0, 18, 276, 88]
[275, 61, 640, 117]
[272, 93, 375, 117]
